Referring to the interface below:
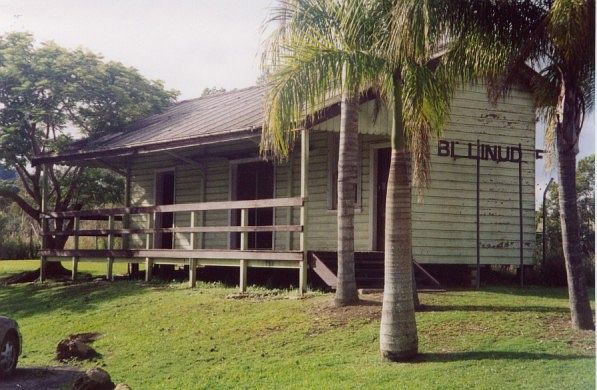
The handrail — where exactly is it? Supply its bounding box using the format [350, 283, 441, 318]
[42, 197, 304, 218]
[45, 225, 303, 237]
[42, 197, 304, 260]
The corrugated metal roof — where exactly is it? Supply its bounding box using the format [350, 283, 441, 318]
[31, 85, 364, 165]
[78, 85, 266, 152]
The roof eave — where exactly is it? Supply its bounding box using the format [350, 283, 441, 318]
[32, 128, 261, 166]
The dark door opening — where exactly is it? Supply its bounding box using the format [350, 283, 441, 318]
[155, 171, 175, 249]
[376, 148, 391, 251]
[232, 161, 274, 249]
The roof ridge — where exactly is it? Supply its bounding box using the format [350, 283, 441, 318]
[176, 84, 264, 105]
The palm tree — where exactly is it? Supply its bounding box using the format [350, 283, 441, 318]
[393, 0, 594, 330]
[262, 0, 456, 360]
[261, 0, 381, 306]
[378, 52, 454, 364]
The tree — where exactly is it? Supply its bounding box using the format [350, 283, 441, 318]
[377, 2, 457, 362]
[0, 167, 16, 180]
[261, 0, 456, 360]
[397, 0, 594, 330]
[0, 32, 177, 275]
[201, 86, 227, 96]
[575, 155, 595, 260]
[540, 154, 594, 285]
[261, 0, 377, 306]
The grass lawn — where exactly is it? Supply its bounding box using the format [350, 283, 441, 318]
[0, 260, 594, 389]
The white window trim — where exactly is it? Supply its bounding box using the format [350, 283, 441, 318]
[368, 142, 391, 251]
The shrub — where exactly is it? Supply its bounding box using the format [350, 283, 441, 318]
[533, 253, 595, 287]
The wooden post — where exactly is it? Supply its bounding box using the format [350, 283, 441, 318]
[107, 215, 114, 281]
[518, 144, 524, 287]
[190, 170, 206, 287]
[72, 216, 79, 281]
[475, 139, 481, 289]
[286, 152, 294, 250]
[299, 128, 309, 295]
[145, 212, 154, 282]
[39, 164, 49, 282]
[189, 210, 197, 288]
[123, 163, 138, 276]
[123, 165, 131, 249]
[198, 174, 205, 250]
[239, 208, 249, 293]
[189, 258, 197, 288]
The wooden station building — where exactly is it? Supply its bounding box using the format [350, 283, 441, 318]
[33, 82, 538, 292]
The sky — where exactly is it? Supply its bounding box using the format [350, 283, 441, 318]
[0, 0, 272, 99]
[0, 0, 594, 206]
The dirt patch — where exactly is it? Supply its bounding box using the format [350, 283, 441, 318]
[307, 297, 382, 336]
[0, 366, 84, 390]
[538, 314, 595, 354]
[56, 332, 103, 361]
[227, 292, 281, 300]
[225, 291, 310, 301]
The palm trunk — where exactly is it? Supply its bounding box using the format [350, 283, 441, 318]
[380, 70, 418, 361]
[335, 65, 359, 306]
[380, 149, 418, 360]
[556, 134, 594, 330]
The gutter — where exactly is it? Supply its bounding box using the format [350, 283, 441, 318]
[31, 129, 260, 166]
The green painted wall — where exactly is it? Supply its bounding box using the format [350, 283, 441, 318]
[129, 83, 536, 265]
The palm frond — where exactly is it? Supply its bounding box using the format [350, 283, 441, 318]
[260, 0, 387, 160]
[401, 60, 455, 191]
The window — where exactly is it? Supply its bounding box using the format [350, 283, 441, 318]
[327, 133, 361, 210]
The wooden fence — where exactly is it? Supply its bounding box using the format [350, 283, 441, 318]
[39, 197, 306, 293]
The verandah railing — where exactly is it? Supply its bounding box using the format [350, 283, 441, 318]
[39, 197, 305, 292]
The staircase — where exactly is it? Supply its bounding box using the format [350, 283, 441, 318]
[309, 251, 440, 289]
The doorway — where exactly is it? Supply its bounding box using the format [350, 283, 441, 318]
[154, 170, 175, 249]
[231, 161, 274, 249]
[375, 148, 391, 251]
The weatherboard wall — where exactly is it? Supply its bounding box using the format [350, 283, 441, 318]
[313, 83, 536, 264]
[127, 83, 536, 265]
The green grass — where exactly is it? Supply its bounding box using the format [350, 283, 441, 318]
[0, 261, 594, 389]
[0, 259, 131, 279]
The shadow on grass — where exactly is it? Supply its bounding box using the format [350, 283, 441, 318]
[0, 366, 83, 390]
[414, 351, 593, 363]
[0, 280, 157, 321]
[478, 286, 595, 301]
[418, 304, 569, 314]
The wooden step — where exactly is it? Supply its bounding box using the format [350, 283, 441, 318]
[308, 252, 441, 290]
[309, 253, 337, 288]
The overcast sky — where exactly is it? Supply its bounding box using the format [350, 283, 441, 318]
[0, 0, 594, 205]
[0, 0, 272, 98]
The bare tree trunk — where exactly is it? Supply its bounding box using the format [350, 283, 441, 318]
[335, 64, 359, 306]
[43, 234, 71, 276]
[556, 135, 594, 330]
[380, 149, 418, 361]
